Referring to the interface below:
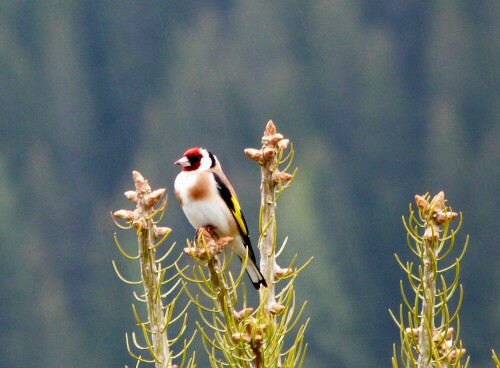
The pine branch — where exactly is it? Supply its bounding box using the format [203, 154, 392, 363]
[113, 171, 196, 368]
[245, 120, 295, 312]
[390, 192, 468, 368]
[246, 120, 309, 367]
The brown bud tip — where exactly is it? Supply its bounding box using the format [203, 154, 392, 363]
[235, 307, 254, 320]
[216, 236, 233, 250]
[436, 191, 445, 203]
[183, 247, 195, 257]
[136, 179, 151, 193]
[278, 138, 289, 149]
[113, 209, 134, 221]
[265, 120, 276, 135]
[449, 348, 466, 362]
[232, 332, 252, 343]
[132, 171, 151, 193]
[154, 226, 171, 237]
[415, 195, 428, 210]
[132, 219, 145, 229]
[429, 191, 446, 212]
[151, 188, 166, 199]
[270, 133, 284, 145]
[146, 188, 166, 208]
[269, 303, 286, 315]
[244, 148, 263, 162]
[132, 170, 144, 182]
[272, 171, 293, 185]
[435, 211, 458, 225]
[124, 191, 138, 202]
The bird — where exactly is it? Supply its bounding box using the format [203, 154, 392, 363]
[174, 147, 267, 289]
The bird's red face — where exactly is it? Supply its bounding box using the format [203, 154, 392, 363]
[175, 147, 214, 172]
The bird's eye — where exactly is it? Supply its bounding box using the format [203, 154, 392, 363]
[189, 155, 202, 163]
[186, 154, 203, 169]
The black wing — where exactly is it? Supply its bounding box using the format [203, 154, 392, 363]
[213, 173, 256, 257]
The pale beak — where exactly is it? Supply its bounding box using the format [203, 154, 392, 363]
[174, 156, 190, 167]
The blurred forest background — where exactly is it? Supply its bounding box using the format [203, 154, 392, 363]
[1, 1, 499, 367]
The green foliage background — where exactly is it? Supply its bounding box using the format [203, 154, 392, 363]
[1, 1, 498, 367]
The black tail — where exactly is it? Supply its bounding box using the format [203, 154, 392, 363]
[241, 256, 267, 289]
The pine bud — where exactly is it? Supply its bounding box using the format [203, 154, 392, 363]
[269, 303, 286, 315]
[145, 188, 166, 208]
[124, 191, 138, 202]
[272, 171, 293, 185]
[244, 148, 262, 162]
[154, 226, 171, 237]
[278, 138, 289, 149]
[114, 209, 134, 221]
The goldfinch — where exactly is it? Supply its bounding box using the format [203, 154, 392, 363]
[174, 147, 267, 289]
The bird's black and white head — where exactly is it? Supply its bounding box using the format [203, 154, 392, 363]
[174, 147, 217, 172]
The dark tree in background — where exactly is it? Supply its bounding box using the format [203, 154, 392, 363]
[0, 1, 498, 367]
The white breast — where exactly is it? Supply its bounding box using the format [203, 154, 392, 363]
[175, 171, 234, 235]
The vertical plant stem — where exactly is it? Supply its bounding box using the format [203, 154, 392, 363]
[415, 192, 456, 368]
[245, 121, 303, 368]
[391, 192, 466, 368]
[260, 140, 277, 311]
[418, 234, 437, 368]
[203, 234, 236, 320]
[139, 224, 170, 367]
[246, 120, 293, 311]
[135, 172, 171, 368]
